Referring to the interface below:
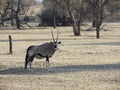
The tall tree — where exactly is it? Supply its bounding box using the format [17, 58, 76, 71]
[43, 0, 88, 35]
[106, 0, 120, 16]
[0, 0, 7, 11]
[87, 0, 109, 39]
[63, 0, 88, 36]
[0, 0, 22, 28]
[0, 0, 37, 29]
[43, 0, 63, 28]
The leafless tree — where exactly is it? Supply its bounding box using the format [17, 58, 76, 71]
[0, 0, 22, 29]
[0, 0, 37, 29]
[87, 0, 109, 39]
[43, 0, 63, 28]
[107, 0, 120, 13]
[63, 0, 88, 36]
[21, 0, 37, 15]
[0, 0, 7, 11]
[42, 0, 88, 36]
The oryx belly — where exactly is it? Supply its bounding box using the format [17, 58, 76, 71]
[35, 55, 44, 59]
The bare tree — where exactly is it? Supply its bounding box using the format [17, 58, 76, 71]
[42, 0, 88, 36]
[7, 0, 22, 29]
[63, 0, 88, 36]
[21, 0, 37, 15]
[0, 0, 13, 26]
[43, 0, 63, 28]
[87, 0, 109, 39]
[106, 0, 120, 20]
[0, 0, 22, 29]
[0, 1, 7, 10]
[0, 0, 38, 29]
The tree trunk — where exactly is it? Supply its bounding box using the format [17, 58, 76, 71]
[16, 19, 20, 29]
[72, 24, 80, 36]
[15, 14, 21, 29]
[96, 24, 100, 39]
[16, 0, 21, 29]
[92, 19, 97, 28]
[78, 23, 81, 36]
[53, 15, 56, 28]
[11, 0, 14, 26]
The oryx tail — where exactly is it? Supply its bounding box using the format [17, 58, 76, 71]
[25, 46, 34, 69]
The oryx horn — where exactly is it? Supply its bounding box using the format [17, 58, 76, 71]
[51, 28, 55, 42]
[56, 29, 59, 42]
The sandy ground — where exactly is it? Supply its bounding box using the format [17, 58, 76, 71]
[0, 23, 120, 90]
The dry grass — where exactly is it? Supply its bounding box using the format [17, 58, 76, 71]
[0, 23, 120, 90]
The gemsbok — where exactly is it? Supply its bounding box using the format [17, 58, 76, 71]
[24, 29, 61, 70]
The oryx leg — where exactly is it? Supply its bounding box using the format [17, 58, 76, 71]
[46, 56, 50, 69]
[27, 56, 34, 70]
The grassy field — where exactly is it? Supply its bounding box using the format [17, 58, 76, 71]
[0, 23, 120, 90]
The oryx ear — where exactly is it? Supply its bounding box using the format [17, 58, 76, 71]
[50, 42, 53, 44]
[58, 41, 61, 44]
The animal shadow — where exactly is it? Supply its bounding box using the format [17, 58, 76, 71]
[0, 63, 120, 75]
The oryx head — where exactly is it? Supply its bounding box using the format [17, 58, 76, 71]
[51, 28, 61, 50]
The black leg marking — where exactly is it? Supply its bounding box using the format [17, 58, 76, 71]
[46, 56, 50, 68]
[29, 56, 34, 69]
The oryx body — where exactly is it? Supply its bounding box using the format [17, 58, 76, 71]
[24, 29, 61, 69]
